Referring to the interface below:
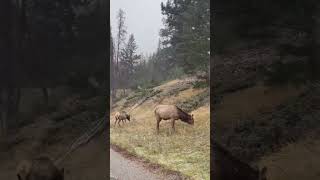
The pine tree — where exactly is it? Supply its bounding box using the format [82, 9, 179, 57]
[119, 34, 141, 89]
[120, 34, 141, 76]
[160, 0, 210, 75]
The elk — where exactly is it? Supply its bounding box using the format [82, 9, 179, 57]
[154, 104, 194, 133]
[114, 111, 130, 126]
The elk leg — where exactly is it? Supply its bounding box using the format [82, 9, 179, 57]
[114, 118, 118, 126]
[156, 116, 161, 134]
[157, 120, 160, 133]
[171, 119, 176, 133]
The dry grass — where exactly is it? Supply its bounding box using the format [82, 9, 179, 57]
[110, 80, 210, 180]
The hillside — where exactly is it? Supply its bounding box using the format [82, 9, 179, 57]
[213, 39, 320, 180]
[110, 77, 210, 180]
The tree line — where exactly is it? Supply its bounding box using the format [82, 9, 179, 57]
[110, 0, 210, 100]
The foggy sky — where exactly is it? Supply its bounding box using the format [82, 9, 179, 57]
[111, 0, 167, 55]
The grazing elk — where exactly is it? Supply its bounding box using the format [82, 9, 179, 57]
[114, 111, 130, 126]
[16, 156, 64, 180]
[213, 142, 267, 180]
[154, 104, 194, 133]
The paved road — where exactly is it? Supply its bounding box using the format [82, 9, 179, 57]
[110, 148, 163, 180]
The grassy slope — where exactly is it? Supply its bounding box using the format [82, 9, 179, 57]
[215, 82, 320, 180]
[110, 78, 210, 180]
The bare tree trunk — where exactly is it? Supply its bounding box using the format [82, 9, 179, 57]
[115, 9, 126, 96]
[115, 34, 120, 93]
[116, 34, 120, 86]
[111, 89, 115, 100]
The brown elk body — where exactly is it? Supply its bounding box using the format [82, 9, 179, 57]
[213, 142, 267, 180]
[16, 156, 64, 180]
[114, 111, 130, 126]
[154, 104, 194, 133]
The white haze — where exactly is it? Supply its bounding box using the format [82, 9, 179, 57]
[111, 0, 167, 55]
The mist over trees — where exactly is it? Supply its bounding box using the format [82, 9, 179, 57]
[110, 0, 210, 99]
